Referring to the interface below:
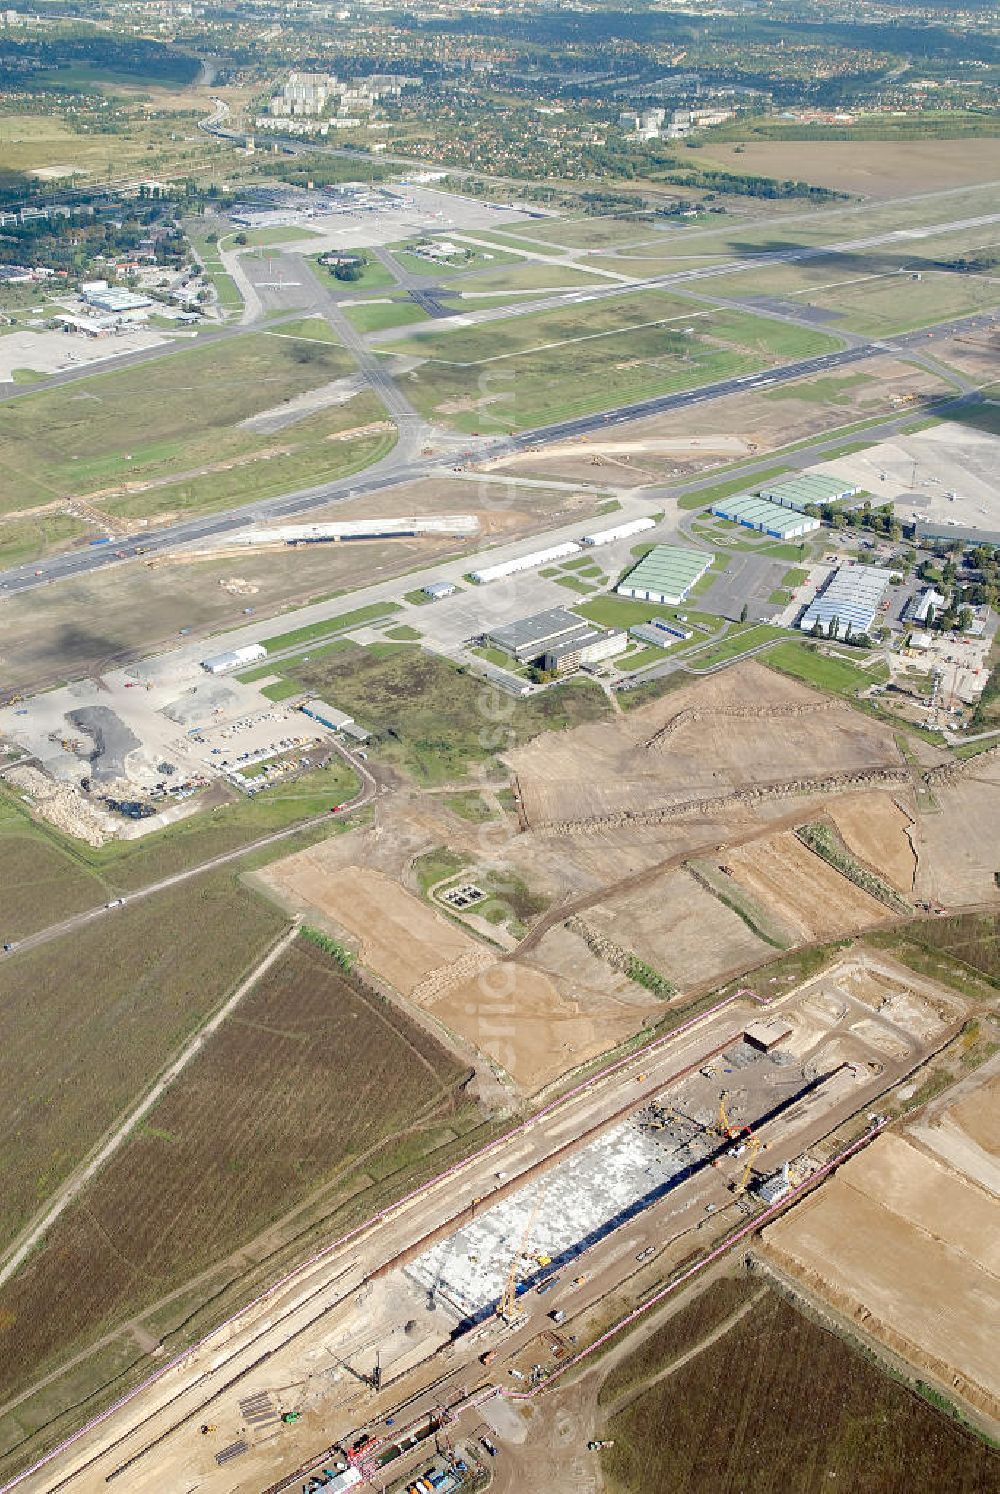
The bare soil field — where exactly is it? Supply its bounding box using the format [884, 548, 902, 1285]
[907, 1063, 1000, 1197]
[724, 831, 892, 942]
[701, 138, 1000, 198]
[764, 1127, 1000, 1421]
[523, 919, 636, 999]
[0, 935, 474, 1414]
[932, 329, 1000, 384]
[947, 1073, 1000, 1157]
[598, 1282, 1000, 1494]
[914, 756, 1000, 906]
[257, 855, 481, 996]
[426, 955, 660, 1093]
[506, 661, 904, 829]
[254, 830, 664, 1091]
[826, 792, 917, 894]
[583, 865, 773, 989]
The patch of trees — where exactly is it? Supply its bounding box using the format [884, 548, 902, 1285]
[0, 30, 199, 89]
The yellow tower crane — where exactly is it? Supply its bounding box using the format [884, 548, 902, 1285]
[497, 1188, 550, 1325]
[734, 1135, 764, 1194]
[718, 1091, 739, 1140]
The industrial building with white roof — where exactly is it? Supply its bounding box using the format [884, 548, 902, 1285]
[798, 563, 891, 639]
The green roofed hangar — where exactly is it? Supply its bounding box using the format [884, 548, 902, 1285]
[710, 493, 820, 540]
[758, 472, 860, 511]
[616, 544, 712, 606]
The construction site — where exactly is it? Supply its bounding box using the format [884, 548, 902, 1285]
[403, 954, 958, 1336]
[23, 945, 977, 1494]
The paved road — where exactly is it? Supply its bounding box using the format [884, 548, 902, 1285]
[1, 310, 992, 601]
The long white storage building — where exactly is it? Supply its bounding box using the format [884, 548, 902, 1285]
[470, 541, 579, 585]
[231, 516, 479, 546]
[201, 644, 267, 674]
[580, 517, 656, 547]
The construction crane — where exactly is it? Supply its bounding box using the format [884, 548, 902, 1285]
[717, 1091, 739, 1140]
[733, 1135, 764, 1194]
[497, 1188, 550, 1325]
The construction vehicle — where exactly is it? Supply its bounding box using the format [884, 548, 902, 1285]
[199, 1425, 216, 1435]
[281, 1412, 301, 1424]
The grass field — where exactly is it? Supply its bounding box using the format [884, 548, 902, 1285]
[575, 594, 718, 632]
[268, 316, 340, 344]
[600, 1283, 999, 1493]
[386, 292, 839, 432]
[710, 259, 999, 337]
[0, 935, 474, 1410]
[291, 647, 611, 785]
[187, 227, 243, 313]
[690, 623, 787, 668]
[0, 332, 358, 514]
[620, 645, 668, 671]
[0, 805, 110, 940]
[0, 113, 165, 179]
[0, 870, 288, 1252]
[104, 391, 395, 524]
[460, 228, 567, 257]
[310, 253, 396, 291]
[444, 263, 607, 295]
[764, 640, 889, 696]
[262, 601, 401, 651]
[345, 299, 432, 334]
[884, 911, 1000, 987]
[0, 511, 87, 570]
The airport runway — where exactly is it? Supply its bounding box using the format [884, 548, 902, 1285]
[0, 310, 991, 600]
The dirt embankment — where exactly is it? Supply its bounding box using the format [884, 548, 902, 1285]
[543, 765, 910, 835]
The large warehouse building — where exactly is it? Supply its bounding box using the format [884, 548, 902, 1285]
[758, 473, 860, 511]
[616, 545, 712, 605]
[710, 494, 820, 539]
[798, 563, 891, 639]
[484, 607, 625, 673]
[486, 607, 590, 664]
